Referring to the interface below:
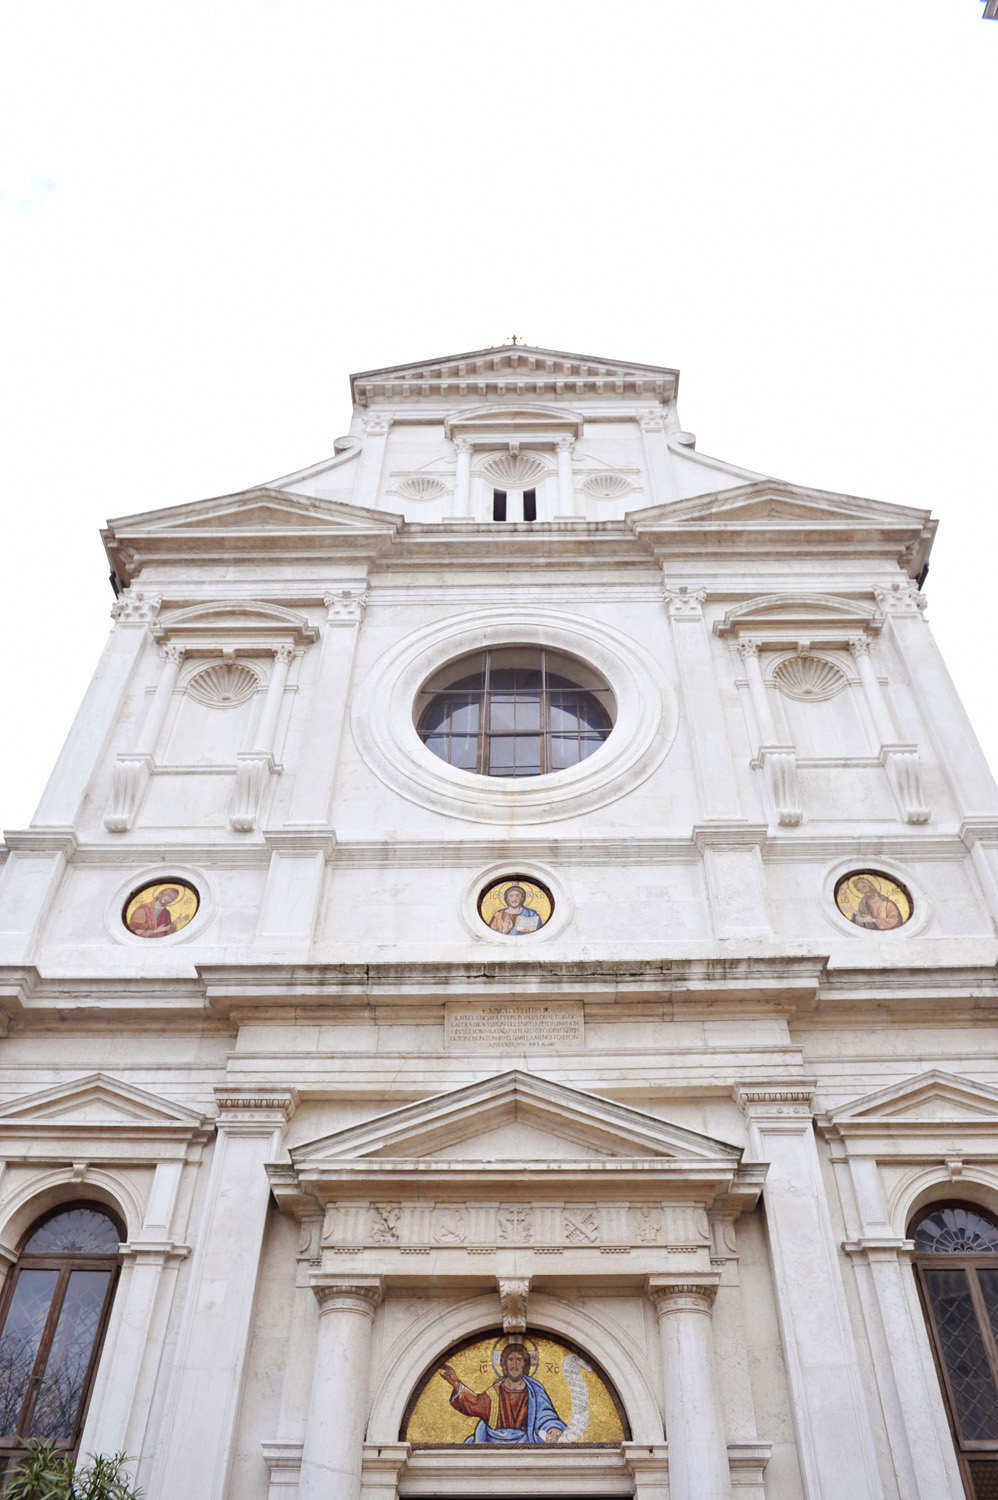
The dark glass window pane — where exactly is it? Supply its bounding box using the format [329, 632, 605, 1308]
[924, 1267, 998, 1441]
[914, 1207, 998, 1255]
[0, 1270, 59, 1436]
[24, 1210, 120, 1256]
[968, 1458, 998, 1499]
[28, 1271, 109, 1439]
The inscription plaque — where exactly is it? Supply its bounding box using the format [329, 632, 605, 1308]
[445, 1003, 584, 1052]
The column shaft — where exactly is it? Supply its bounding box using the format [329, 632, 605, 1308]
[649, 1277, 732, 1500]
[556, 437, 576, 517]
[298, 1280, 383, 1500]
[453, 439, 472, 517]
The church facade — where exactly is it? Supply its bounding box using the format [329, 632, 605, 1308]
[1, 343, 998, 1500]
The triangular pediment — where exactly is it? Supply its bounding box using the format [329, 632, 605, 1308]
[103, 488, 401, 586]
[629, 480, 933, 532]
[825, 1071, 998, 1130]
[0, 1074, 209, 1134]
[106, 487, 400, 537]
[290, 1070, 741, 1166]
[350, 344, 679, 406]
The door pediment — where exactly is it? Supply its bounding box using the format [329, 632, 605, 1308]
[269, 1072, 763, 1228]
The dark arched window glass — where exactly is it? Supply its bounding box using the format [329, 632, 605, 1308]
[912, 1202, 998, 1499]
[416, 647, 614, 778]
[0, 1205, 122, 1470]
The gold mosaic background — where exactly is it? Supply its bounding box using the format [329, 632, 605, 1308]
[834, 870, 912, 927]
[123, 881, 199, 937]
[404, 1331, 625, 1444]
[478, 878, 553, 932]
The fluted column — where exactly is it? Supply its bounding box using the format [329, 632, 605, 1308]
[230, 645, 293, 832]
[739, 640, 802, 825]
[298, 1277, 384, 1500]
[105, 643, 184, 832]
[849, 634, 929, 822]
[453, 438, 473, 517]
[556, 436, 576, 518]
[648, 1274, 732, 1500]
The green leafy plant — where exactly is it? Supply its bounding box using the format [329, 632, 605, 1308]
[4, 1443, 142, 1500]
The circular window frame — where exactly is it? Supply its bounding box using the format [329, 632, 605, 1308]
[415, 645, 615, 780]
[351, 609, 677, 825]
[107, 865, 214, 947]
[821, 859, 930, 938]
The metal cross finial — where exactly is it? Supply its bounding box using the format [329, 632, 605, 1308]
[504, 334, 523, 345]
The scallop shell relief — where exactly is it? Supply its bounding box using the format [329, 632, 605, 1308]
[398, 476, 447, 501]
[482, 452, 548, 488]
[186, 662, 260, 709]
[581, 473, 633, 498]
[773, 655, 847, 702]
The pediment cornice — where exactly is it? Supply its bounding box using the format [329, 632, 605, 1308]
[103, 488, 401, 586]
[627, 480, 935, 574]
[0, 1073, 212, 1158]
[350, 345, 679, 408]
[817, 1070, 998, 1150]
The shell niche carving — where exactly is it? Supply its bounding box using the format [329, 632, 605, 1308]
[581, 473, 633, 498]
[398, 476, 447, 501]
[773, 655, 847, 702]
[481, 452, 548, 488]
[186, 662, 260, 709]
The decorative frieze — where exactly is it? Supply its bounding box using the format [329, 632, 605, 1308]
[316, 1198, 714, 1254]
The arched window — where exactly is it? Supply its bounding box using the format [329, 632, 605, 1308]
[416, 647, 614, 778]
[912, 1202, 998, 1499]
[0, 1204, 122, 1470]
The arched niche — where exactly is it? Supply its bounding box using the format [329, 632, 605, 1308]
[401, 1325, 631, 1446]
[367, 1290, 661, 1445]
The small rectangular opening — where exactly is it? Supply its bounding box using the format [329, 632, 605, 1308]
[523, 489, 537, 522]
[492, 490, 507, 521]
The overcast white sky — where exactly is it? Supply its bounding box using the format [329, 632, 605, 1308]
[1, 1, 995, 831]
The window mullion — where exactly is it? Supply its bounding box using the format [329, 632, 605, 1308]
[15, 1266, 71, 1440]
[480, 651, 491, 776]
[967, 1266, 998, 1397]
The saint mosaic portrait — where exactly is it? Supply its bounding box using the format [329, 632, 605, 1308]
[834, 870, 912, 930]
[403, 1331, 628, 1446]
[478, 877, 553, 936]
[123, 880, 200, 938]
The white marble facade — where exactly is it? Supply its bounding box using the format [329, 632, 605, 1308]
[1, 343, 997, 1499]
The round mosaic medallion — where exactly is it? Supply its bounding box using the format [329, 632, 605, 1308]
[123, 880, 200, 939]
[478, 876, 553, 935]
[834, 870, 912, 930]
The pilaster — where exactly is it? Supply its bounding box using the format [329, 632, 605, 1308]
[145, 1089, 296, 1500]
[735, 1083, 885, 1500]
[664, 584, 744, 823]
